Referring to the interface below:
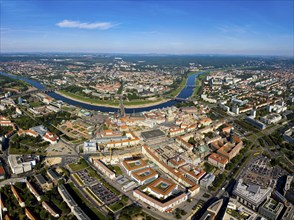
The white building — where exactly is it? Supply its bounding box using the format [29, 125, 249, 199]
[133, 190, 188, 212]
[26, 181, 41, 202]
[8, 155, 37, 174]
[58, 185, 90, 220]
[261, 113, 282, 125]
[200, 173, 215, 189]
[233, 179, 272, 211]
[83, 141, 97, 153]
[92, 159, 116, 180]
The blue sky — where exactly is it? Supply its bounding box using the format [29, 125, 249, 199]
[1, 0, 293, 56]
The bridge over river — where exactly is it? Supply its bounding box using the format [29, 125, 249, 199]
[0, 71, 204, 113]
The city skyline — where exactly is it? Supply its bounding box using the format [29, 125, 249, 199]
[1, 0, 294, 56]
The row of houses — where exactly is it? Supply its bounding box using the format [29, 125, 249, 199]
[0, 116, 17, 139]
[142, 146, 200, 191]
[58, 185, 90, 220]
[84, 131, 140, 152]
[168, 118, 212, 137]
[26, 181, 60, 218]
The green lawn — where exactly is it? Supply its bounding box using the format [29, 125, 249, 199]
[58, 90, 120, 106]
[29, 101, 43, 107]
[86, 167, 101, 179]
[68, 158, 89, 171]
[59, 90, 166, 106]
[124, 98, 166, 106]
[107, 165, 123, 175]
[72, 173, 84, 186]
[9, 145, 46, 155]
[58, 73, 200, 107]
[109, 201, 125, 212]
[193, 72, 210, 97]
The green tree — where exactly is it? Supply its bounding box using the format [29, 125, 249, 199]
[225, 162, 234, 170]
[204, 162, 214, 173]
[188, 137, 196, 146]
[40, 209, 48, 219]
[270, 158, 278, 167]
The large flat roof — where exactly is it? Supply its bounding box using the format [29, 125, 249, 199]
[141, 129, 165, 140]
[233, 179, 272, 206]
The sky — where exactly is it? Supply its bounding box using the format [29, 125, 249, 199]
[1, 0, 293, 56]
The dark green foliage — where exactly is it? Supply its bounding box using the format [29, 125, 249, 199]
[188, 137, 196, 146]
[213, 173, 226, 188]
[0, 126, 13, 136]
[119, 204, 155, 220]
[12, 115, 39, 130]
[204, 162, 214, 173]
[0, 75, 28, 94]
[10, 134, 49, 148]
[64, 85, 84, 93]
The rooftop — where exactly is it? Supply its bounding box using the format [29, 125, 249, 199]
[141, 129, 165, 140]
[261, 198, 284, 214]
[233, 179, 272, 206]
[35, 174, 47, 185]
[123, 158, 148, 172]
[132, 167, 158, 181]
[30, 125, 48, 136]
[147, 177, 176, 196]
[208, 153, 229, 165]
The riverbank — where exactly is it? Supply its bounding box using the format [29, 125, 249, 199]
[56, 90, 171, 109]
[0, 71, 202, 112]
[167, 71, 197, 97]
[56, 71, 200, 109]
[192, 71, 210, 97]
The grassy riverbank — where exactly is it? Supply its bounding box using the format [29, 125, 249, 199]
[57, 90, 169, 108]
[193, 71, 210, 97]
[167, 71, 198, 97]
[57, 71, 199, 108]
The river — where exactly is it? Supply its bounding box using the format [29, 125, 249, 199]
[0, 71, 203, 113]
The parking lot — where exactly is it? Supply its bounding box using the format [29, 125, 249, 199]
[63, 157, 78, 165]
[249, 157, 271, 175]
[76, 169, 97, 185]
[46, 141, 76, 156]
[90, 183, 119, 205]
[242, 156, 273, 187]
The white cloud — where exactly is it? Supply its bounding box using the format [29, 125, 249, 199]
[56, 20, 116, 30]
